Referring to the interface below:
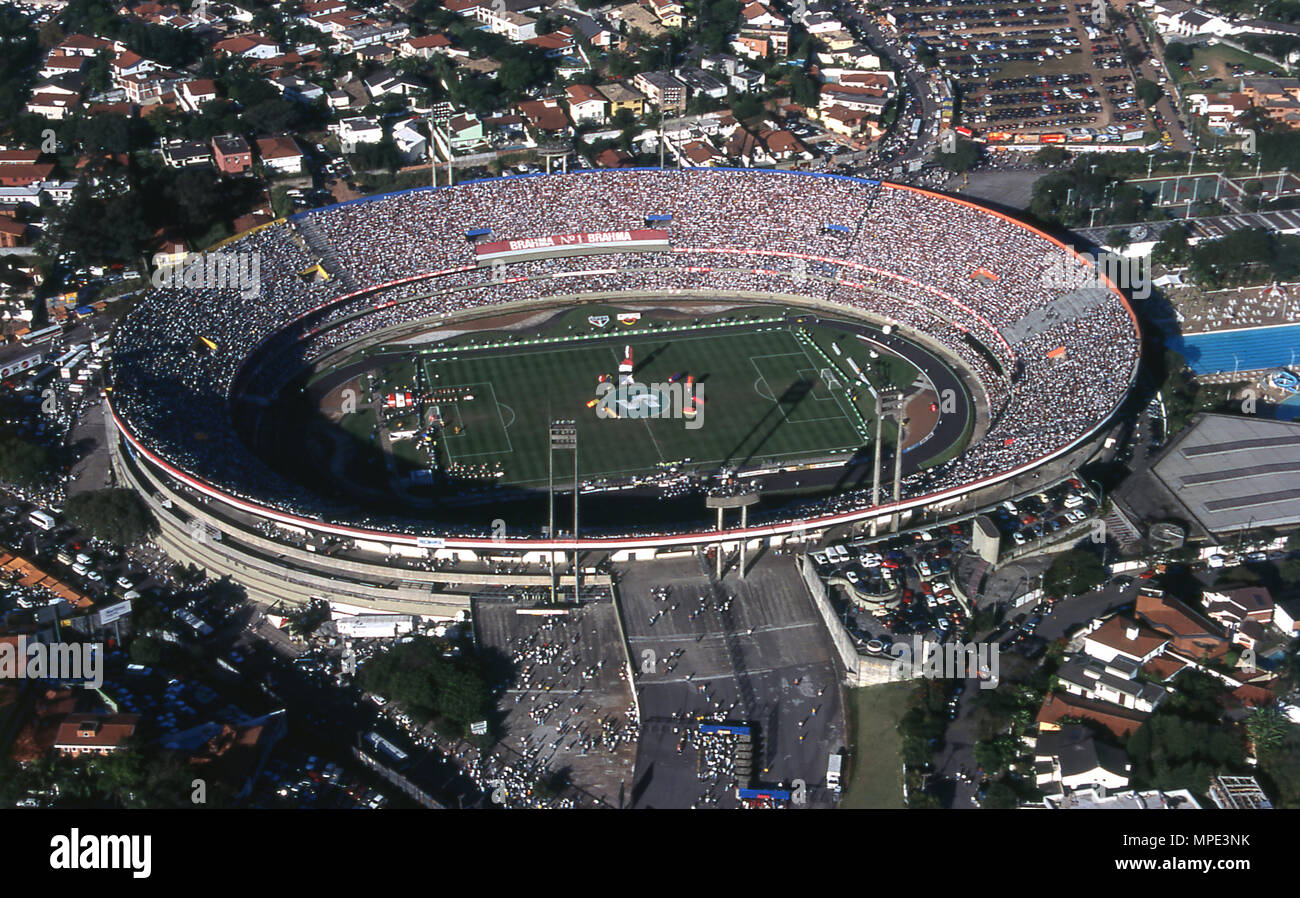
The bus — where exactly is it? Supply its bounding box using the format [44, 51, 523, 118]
[909, 118, 922, 140]
[20, 324, 62, 346]
[52, 346, 81, 369]
[90, 333, 112, 356]
[365, 731, 409, 765]
[59, 348, 89, 380]
[29, 510, 56, 531]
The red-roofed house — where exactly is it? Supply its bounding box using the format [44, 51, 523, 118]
[1083, 616, 1169, 665]
[0, 150, 42, 165]
[0, 218, 29, 248]
[55, 713, 140, 756]
[565, 84, 608, 124]
[216, 34, 281, 59]
[58, 34, 113, 57]
[760, 129, 807, 160]
[1036, 691, 1148, 740]
[1135, 593, 1230, 661]
[518, 98, 570, 133]
[178, 78, 219, 112]
[594, 147, 633, 168]
[399, 34, 456, 59]
[678, 139, 722, 166]
[256, 135, 305, 173]
[110, 50, 155, 83]
[0, 164, 56, 188]
[526, 27, 577, 57]
[40, 53, 89, 79]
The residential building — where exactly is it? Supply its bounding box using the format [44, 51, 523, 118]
[1274, 598, 1300, 634]
[1204, 586, 1275, 648]
[392, 117, 428, 162]
[337, 20, 410, 54]
[1036, 691, 1149, 740]
[333, 116, 384, 154]
[478, 6, 539, 41]
[211, 134, 253, 175]
[1134, 592, 1230, 661]
[161, 138, 214, 168]
[676, 68, 728, 101]
[215, 34, 282, 58]
[400, 34, 456, 59]
[1032, 725, 1131, 798]
[1082, 616, 1169, 665]
[598, 81, 645, 118]
[518, 98, 571, 133]
[54, 713, 140, 756]
[178, 78, 218, 112]
[1207, 775, 1273, 809]
[1056, 655, 1166, 713]
[256, 136, 306, 174]
[647, 0, 685, 28]
[566, 84, 608, 124]
[1041, 787, 1201, 809]
[634, 71, 687, 114]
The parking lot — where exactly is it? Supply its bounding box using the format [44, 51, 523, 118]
[618, 555, 844, 809]
[892, 0, 1145, 137]
[811, 522, 971, 649]
[809, 477, 1099, 647]
[473, 598, 639, 807]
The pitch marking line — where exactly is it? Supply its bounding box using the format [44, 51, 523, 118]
[749, 354, 847, 425]
[793, 341, 872, 442]
[608, 346, 667, 466]
[438, 380, 515, 459]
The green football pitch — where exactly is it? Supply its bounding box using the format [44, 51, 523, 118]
[421, 325, 873, 488]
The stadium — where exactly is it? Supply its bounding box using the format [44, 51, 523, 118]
[105, 169, 1140, 610]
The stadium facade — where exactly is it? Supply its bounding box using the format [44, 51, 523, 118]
[107, 169, 1140, 611]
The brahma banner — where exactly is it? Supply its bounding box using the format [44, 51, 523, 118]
[474, 229, 670, 263]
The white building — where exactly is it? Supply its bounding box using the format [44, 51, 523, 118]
[332, 116, 384, 153]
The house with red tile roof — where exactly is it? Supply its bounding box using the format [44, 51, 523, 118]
[54, 713, 140, 756]
[1082, 616, 1169, 665]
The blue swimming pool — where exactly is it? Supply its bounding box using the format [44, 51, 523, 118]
[1167, 323, 1300, 375]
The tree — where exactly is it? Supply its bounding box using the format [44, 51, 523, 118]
[129, 635, 163, 666]
[288, 598, 330, 638]
[789, 68, 820, 108]
[1135, 78, 1164, 108]
[64, 489, 157, 546]
[0, 435, 48, 488]
[361, 636, 493, 734]
[1245, 706, 1290, 760]
[1152, 222, 1191, 266]
[935, 138, 981, 173]
[1164, 42, 1193, 66]
[1043, 547, 1107, 596]
[1127, 714, 1247, 793]
[1106, 227, 1131, 254]
[1035, 144, 1068, 166]
[973, 735, 1019, 776]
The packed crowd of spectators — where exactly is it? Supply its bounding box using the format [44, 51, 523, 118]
[109, 170, 1140, 540]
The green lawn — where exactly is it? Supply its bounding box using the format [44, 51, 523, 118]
[1181, 44, 1284, 85]
[420, 324, 877, 488]
[840, 682, 911, 809]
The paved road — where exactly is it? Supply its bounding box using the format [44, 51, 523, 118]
[846, 12, 940, 163]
